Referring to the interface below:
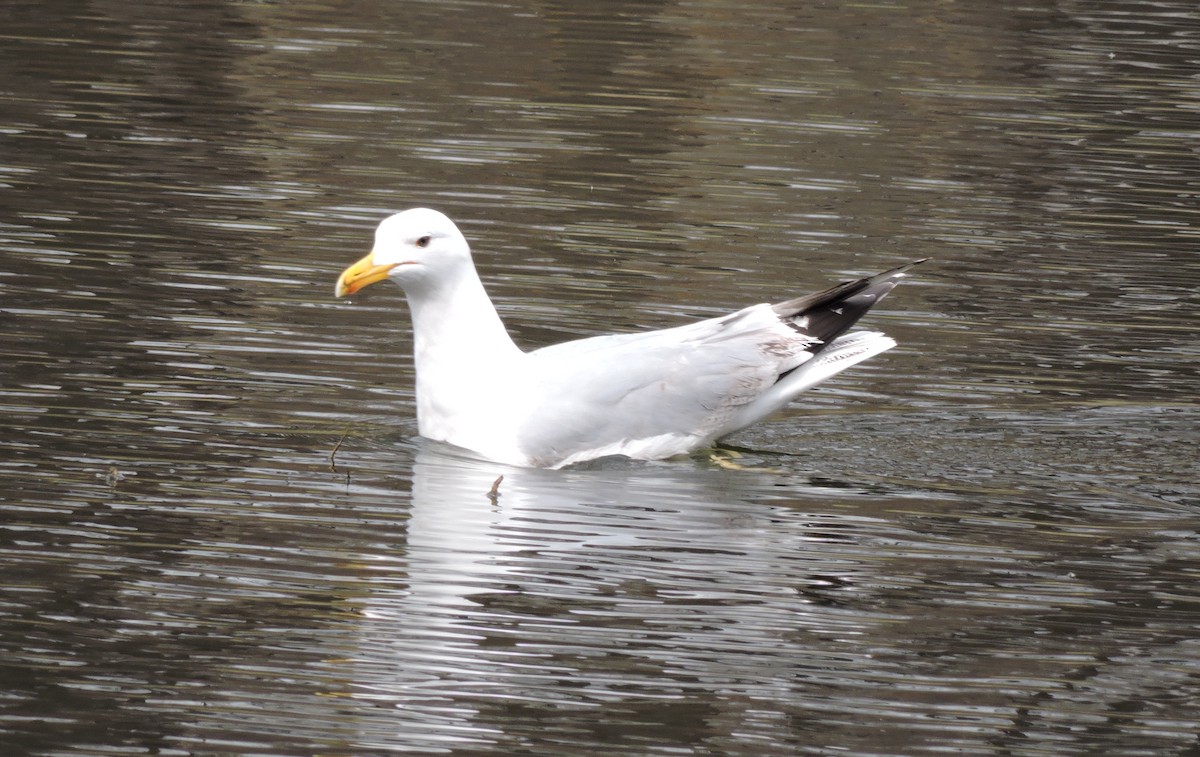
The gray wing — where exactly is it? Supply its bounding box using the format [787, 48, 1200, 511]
[516, 303, 814, 460]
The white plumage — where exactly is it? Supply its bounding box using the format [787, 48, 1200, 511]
[335, 208, 923, 468]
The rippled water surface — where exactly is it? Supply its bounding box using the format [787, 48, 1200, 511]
[2, 1, 1199, 754]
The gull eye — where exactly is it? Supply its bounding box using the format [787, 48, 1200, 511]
[416, 235, 431, 248]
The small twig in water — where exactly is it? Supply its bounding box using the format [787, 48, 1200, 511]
[329, 427, 351, 472]
[487, 475, 504, 503]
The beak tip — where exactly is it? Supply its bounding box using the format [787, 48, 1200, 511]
[335, 251, 395, 299]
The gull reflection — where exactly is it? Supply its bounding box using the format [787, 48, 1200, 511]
[346, 443, 887, 750]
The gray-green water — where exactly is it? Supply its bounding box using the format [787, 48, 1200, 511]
[2, 1, 1198, 754]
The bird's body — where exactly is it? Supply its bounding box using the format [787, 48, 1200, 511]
[335, 208, 923, 469]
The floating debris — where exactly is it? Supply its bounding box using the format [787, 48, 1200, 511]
[104, 466, 124, 488]
[329, 427, 351, 472]
[487, 475, 503, 503]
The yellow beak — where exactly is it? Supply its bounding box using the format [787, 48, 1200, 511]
[335, 250, 399, 297]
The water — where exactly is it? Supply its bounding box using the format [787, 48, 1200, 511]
[2, 0, 1199, 754]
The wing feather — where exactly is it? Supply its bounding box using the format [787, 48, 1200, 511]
[516, 304, 809, 461]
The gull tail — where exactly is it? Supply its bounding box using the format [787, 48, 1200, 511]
[717, 260, 926, 438]
[775, 330, 897, 394]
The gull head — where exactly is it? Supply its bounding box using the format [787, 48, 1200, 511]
[335, 208, 472, 297]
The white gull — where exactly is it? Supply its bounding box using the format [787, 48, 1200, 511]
[335, 208, 924, 468]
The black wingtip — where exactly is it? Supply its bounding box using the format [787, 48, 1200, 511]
[772, 258, 926, 352]
[874, 257, 930, 279]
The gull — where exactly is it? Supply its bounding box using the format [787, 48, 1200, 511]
[335, 208, 924, 469]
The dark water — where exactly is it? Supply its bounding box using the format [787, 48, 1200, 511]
[2, 0, 1199, 754]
